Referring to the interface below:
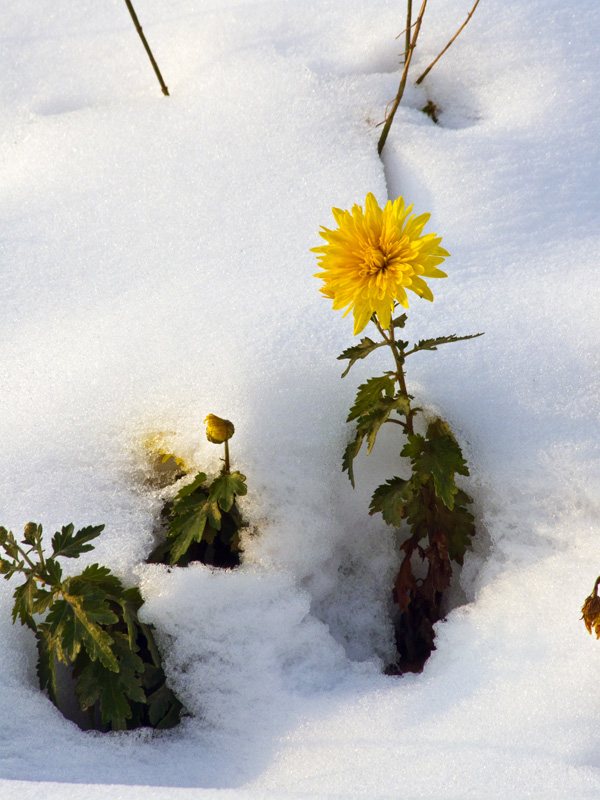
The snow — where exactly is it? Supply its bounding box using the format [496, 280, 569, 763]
[1, 0, 599, 797]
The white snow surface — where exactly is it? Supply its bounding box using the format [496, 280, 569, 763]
[1, 0, 599, 797]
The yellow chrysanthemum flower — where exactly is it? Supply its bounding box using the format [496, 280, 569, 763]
[312, 193, 449, 335]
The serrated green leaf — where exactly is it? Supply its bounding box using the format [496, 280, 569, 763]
[174, 493, 210, 522]
[138, 622, 162, 668]
[44, 559, 63, 587]
[390, 313, 408, 330]
[203, 524, 218, 545]
[168, 525, 203, 565]
[140, 662, 164, 689]
[167, 503, 209, 564]
[167, 473, 234, 563]
[174, 471, 208, 500]
[337, 337, 386, 378]
[51, 524, 104, 559]
[12, 578, 38, 630]
[205, 499, 222, 529]
[73, 564, 124, 598]
[155, 699, 184, 729]
[75, 632, 148, 731]
[111, 634, 146, 701]
[347, 375, 395, 422]
[403, 481, 429, 538]
[171, 491, 209, 518]
[167, 474, 214, 563]
[369, 477, 413, 527]
[208, 471, 247, 512]
[342, 431, 365, 488]
[45, 598, 80, 662]
[3, 540, 21, 561]
[401, 425, 469, 509]
[438, 489, 476, 565]
[32, 588, 55, 616]
[147, 682, 183, 728]
[118, 588, 143, 650]
[360, 396, 412, 456]
[122, 585, 143, 609]
[401, 434, 426, 462]
[405, 331, 484, 357]
[36, 627, 58, 706]
[47, 586, 119, 671]
[74, 656, 102, 710]
[78, 663, 131, 731]
[404, 483, 475, 563]
[343, 395, 412, 486]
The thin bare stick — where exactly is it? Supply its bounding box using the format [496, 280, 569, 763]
[416, 0, 481, 85]
[395, 20, 418, 40]
[404, 0, 413, 65]
[377, 0, 428, 156]
[123, 0, 169, 96]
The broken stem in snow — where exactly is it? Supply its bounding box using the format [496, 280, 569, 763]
[123, 0, 170, 96]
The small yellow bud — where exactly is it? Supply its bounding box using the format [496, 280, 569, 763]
[23, 522, 38, 540]
[204, 414, 235, 444]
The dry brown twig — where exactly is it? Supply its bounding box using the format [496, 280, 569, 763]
[377, 0, 428, 156]
[416, 0, 481, 85]
[377, 0, 481, 155]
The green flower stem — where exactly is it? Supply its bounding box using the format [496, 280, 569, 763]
[373, 316, 415, 436]
[388, 326, 413, 431]
[224, 440, 230, 474]
[13, 543, 37, 572]
[374, 314, 446, 644]
[34, 540, 46, 572]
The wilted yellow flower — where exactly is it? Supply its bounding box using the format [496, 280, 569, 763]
[204, 414, 235, 444]
[143, 433, 188, 470]
[582, 581, 600, 637]
[313, 193, 449, 335]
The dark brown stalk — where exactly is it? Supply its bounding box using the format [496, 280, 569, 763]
[123, 0, 170, 96]
[415, 0, 481, 85]
[393, 484, 452, 673]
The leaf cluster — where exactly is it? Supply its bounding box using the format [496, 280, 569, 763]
[342, 374, 414, 488]
[340, 315, 482, 490]
[370, 419, 476, 566]
[0, 523, 182, 731]
[152, 469, 248, 567]
[368, 420, 476, 672]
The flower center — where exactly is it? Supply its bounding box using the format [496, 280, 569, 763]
[361, 246, 390, 275]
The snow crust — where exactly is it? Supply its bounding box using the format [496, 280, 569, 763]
[1, 0, 599, 797]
